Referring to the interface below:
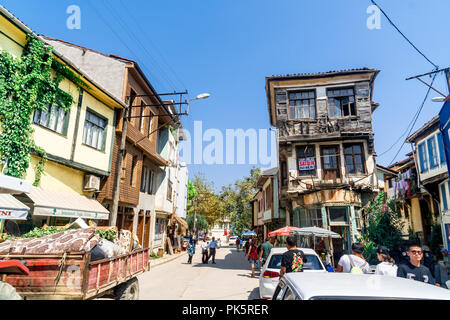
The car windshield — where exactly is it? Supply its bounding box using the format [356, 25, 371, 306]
[268, 254, 323, 270]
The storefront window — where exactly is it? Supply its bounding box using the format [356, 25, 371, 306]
[154, 218, 165, 241]
[328, 207, 348, 224]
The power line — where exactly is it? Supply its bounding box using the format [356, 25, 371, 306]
[118, 0, 187, 90]
[388, 72, 438, 166]
[87, 0, 168, 91]
[370, 0, 439, 69]
[98, 0, 178, 92]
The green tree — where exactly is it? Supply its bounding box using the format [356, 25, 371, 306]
[219, 167, 261, 235]
[187, 174, 222, 227]
[363, 191, 405, 253]
[186, 213, 209, 233]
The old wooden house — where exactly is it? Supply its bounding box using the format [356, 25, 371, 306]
[265, 68, 380, 260]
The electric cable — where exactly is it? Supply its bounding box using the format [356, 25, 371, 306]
[370, 0, 439, 69]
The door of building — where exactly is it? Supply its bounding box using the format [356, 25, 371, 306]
[144, 211, 151, 248]
[321, 146, 341, 180]
[137, 210, 145, 245]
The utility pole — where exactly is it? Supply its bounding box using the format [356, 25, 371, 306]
[446, 69, 450, 95]
[193, 198, 197, 238]
[110, 94, 135, 227]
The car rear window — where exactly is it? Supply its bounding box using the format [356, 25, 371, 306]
[268, 254, 323, 270]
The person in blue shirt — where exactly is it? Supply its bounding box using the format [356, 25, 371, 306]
[207, 237, 217, 264]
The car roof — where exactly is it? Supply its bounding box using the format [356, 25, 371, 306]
[283, 273, 450, 300]
[269, 247, 318, 255]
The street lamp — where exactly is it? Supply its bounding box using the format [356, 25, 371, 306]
[186, 93, 210, 114]
[432, 97, 445, 102]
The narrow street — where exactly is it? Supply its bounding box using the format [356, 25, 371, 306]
[138, 243, 260, 300]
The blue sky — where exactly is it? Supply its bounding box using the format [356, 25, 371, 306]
[2, 0, 450, 191]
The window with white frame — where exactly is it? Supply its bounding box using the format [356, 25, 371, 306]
[439, 180, 450, 213]
[418, 142, 428, 173]
[33, 104, 69, 135]
[427, 136, 439, 169]
[82, 109, 108, 151]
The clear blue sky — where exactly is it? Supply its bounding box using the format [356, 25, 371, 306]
[2, 0, 450, 191]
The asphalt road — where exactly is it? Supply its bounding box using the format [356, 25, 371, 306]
[138, 243, 261, 300]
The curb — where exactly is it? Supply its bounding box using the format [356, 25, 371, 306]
[149, 251, 188, 269]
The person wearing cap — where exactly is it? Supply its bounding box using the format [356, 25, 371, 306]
[374, 246, 398, 276]
[336, 243, 371, 274]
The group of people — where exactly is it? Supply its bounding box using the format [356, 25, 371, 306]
[334, 242, 448, 287]
[239, 237, 275, 278]
[276, 237, 448, 288]
[186, 236, 220, 264]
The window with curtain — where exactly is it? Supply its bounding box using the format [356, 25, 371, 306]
[33, 105, 69, 135]
[327, 88, 356, 117]
[288, 90, 316, 119]
[82, 109, 108, 151]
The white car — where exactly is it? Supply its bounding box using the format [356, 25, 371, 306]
[273, 273, 450, 300]
[258, 247, 326, 299]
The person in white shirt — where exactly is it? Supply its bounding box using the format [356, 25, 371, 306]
[375, 246, 398, 276]
[336, 243, 371, 274]
[201, 238, 209, 264]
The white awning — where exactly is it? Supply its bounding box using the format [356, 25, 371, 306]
[0, 194, 29, 220]
[20, 187, 109, 220]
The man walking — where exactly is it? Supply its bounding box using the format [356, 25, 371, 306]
[397, 244, 438, 286]
[201, 238, 209, 264]
[207, 236, 217, 264]
[280, 236, 306, 277]
[236, 237, 240, 251]
[336, 243, 371, 274]
[259, 237, 274, 267]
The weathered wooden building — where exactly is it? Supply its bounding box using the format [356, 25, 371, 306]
[265, 68, 380, 261]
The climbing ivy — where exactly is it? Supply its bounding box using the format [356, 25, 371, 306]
[0, 34, 83, 185]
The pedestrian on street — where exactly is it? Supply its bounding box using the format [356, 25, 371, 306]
[374, 246, 397, 276]
[201, 238, 209, 264]
[280, 236, 306, 277]
[239, 238, 243, 251]
[236, 237, 240, 251]
[187, 242, 195, 264]
[246, 239, 259, 278]
[244, 238, 250, 255]
[336, 243, 371, 274]
[207, 237, 217, 264]
[259, 237, 274, 267]
[397, 244, 439, 286]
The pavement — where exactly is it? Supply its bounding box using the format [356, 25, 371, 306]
[149, 251, 188, 269]
[138, 243, 261, 300]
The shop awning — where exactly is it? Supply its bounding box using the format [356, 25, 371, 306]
[0, 194, 29, 220]
[17, 187, 109, 220]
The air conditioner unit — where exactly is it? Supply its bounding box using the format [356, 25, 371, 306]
[84, 174, 100, 191]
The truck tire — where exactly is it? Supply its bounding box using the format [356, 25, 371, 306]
[114, 277, 139, 300]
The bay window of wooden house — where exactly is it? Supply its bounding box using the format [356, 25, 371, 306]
[327, 88, 356, 118]
[288, 90, 316, 119]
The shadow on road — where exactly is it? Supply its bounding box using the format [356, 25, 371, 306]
[247, 287, 261, 300]
[191, 245, 259, 273]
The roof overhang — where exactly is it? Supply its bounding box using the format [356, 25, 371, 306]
[265, 68, 380, 127]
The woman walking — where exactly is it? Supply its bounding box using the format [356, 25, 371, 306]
[246, 240, 259, 278]
[375, 246, 398, 276]
[187, 242, 195, 264]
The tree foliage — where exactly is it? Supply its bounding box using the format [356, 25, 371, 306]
[186, 213, 209, 232]
[219, 167, 261, 235]
[363, 191, 405, 252]
[0, 34, 83, 185]
[187, 174, 222, 227]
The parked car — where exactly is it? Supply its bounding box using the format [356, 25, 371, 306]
[272, 273, 450, 300]
[259, 247, 326, 299]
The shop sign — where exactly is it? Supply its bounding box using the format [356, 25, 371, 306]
[0, 209, 28, 220]
[298, 158, 315, 171]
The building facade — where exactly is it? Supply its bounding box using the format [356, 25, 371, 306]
[265, 68, 380, 261]
[43, 37, 181, 250]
